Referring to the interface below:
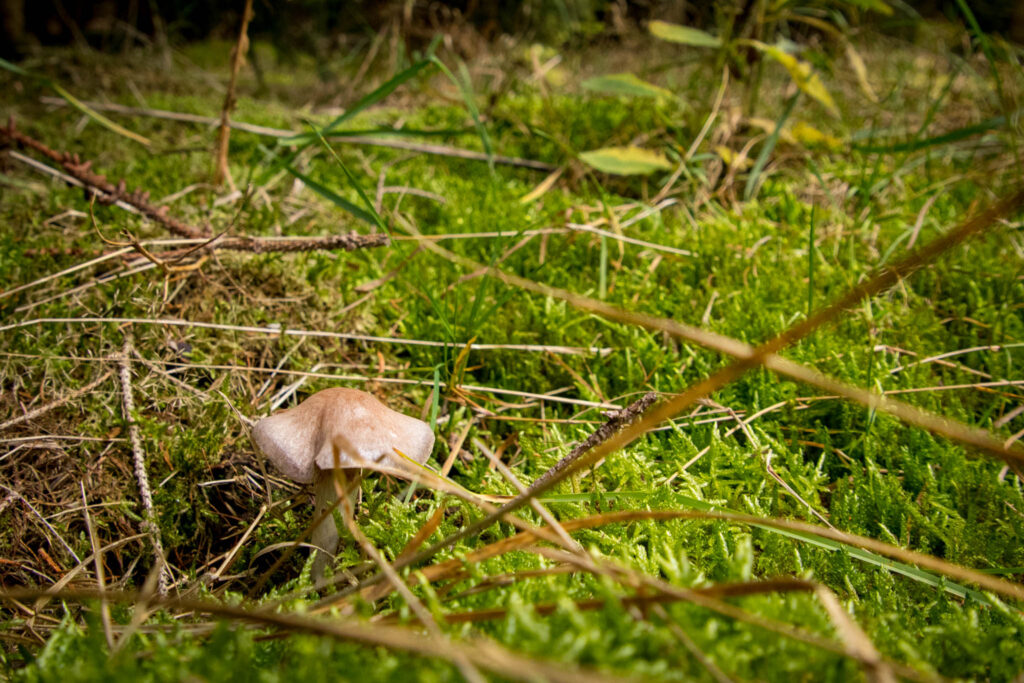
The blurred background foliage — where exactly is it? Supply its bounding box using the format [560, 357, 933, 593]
[3, 0, 1023, 61]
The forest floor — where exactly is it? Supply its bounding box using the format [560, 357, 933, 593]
[2, 15, 1024, 682]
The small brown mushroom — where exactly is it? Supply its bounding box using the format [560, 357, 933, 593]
[251, 387, 435, 579]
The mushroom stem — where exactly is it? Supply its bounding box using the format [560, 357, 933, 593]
[311, 467, 362, 581]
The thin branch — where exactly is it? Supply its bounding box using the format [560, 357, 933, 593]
[1, 129, 389, 254]
[2, 118, 208, 239]
[474, 438, 583, 553]
[0, 587, 627, 683]
[815, 585, 895, 683]
[650, 604, 734, 683]
[0, 371, 111, 432]
[118, 338, 169, 595]
[528, 392, 658, 493]
[37, 97, 556, 171]
[80, 482, 114, 649]
[331, 469, 487, 683]
[0, 317, 611, 357]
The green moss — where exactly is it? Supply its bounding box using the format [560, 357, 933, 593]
[3, 19, 1024, 681]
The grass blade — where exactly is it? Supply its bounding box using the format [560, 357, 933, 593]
[854, 116, 1006, 154]
[744, 92, 799, 201]
[539, 493, 994, 605]
[0, 58, 150, 146]
[429, 56, 494, 171]
[279, 59, 436, 146]
[309, 125, 389, 234]
[282, 162, 377, 226]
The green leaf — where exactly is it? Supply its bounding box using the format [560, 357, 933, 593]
[648, 20, 721, 48]
[581, 73, 674, 99]
[579, 146, 672, 175]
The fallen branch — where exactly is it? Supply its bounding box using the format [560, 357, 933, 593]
[1, 120, 390, 254]
[2, 118, 208, 239]
[0, 371, 112, 432]
[37, 97, 557, 171]
[528, 392, 658, 493]
[117, 338, 170, 595]
[209, 233, 389, 253]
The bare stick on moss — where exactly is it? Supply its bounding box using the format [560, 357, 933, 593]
[2, 119, 208, 240]
[118, 338, 169, 595]
[214, 0, 255, 188]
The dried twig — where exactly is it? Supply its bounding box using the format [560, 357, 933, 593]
[1, 317, 610, 357]
[2, 119, 208, 239]
[37, 97, 556, 171]
[80, 482, 114, 649]
[1, 121, 389, 254]
[117, 338, 170, 595]
[650, 604, 734, 683]
[331, 469, 487, 683]
[0, 371, 111, 432]
[0, 483, 81, 564]
[212, 233, 388, 253]
[528, 392, 658, 493]
[474, 437, 583, 553]
[0, 587, 625, 683]
[815, 585, 896, 683]
[214, 0, 255, 188]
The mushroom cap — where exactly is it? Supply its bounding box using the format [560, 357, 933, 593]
[251, 388, 435, 484]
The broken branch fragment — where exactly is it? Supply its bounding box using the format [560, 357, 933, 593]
[1, 118, 390, 255]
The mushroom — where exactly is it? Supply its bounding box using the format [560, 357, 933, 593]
[251, 387, 435, 579]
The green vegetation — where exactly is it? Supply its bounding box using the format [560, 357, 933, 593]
[2, 6, 1024, 682]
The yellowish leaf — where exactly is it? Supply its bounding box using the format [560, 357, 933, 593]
[715, 146, 752, 169]
[747, 117, 797, 145]
[790, 122, 843, 151]
[580, 146, 673, 175]
[844, 41, 878, 103]
[520, 167, 565, 203]
[649, 20, 721, 48]
[751, 41, 839, 117]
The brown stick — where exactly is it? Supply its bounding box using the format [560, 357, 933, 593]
[214, 0, 255, 187]
[2, 119, 208, 240]
[1, 120, 390, 255]
[528, 392, 658, 493]
[212, 233, 389, 253]
[118, 338, 170, 595]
